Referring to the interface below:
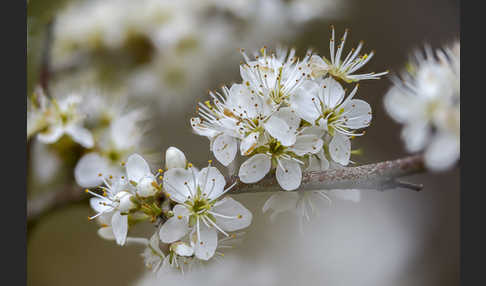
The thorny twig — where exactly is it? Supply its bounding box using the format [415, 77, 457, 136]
[27, 155, 425, 222]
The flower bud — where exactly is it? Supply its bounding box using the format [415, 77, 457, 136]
[136, 176, 158, 197]
[165, 146, 187, 169]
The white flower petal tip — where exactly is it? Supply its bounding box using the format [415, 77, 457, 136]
[126, 153, 151, 182]
[329, 133, 351, 166]
[192, 225, 218, 261]
[238, 154, 271, 184]
[212, 134, 238, 166]
[212, 197, 253, 232]
[74, 153, 110, 187]
[276, 159, 302, 191]
[165, 146, 187, 170]
[111, 212, 128, 246]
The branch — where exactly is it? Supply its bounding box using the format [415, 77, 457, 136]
[227, 155, 425, 194]
[26, 155, 425, 222]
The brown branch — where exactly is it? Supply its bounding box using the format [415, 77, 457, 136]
[226, 155, 425, 194]
[27, 155, 425, 222]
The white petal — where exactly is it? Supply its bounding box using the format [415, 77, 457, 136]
[159, 205, 190, 243]
[110, 109, 144, 150]
[264, 114, 297, 146]
[190, 117, 220, 138]
[126, 153, 151, 182]
[193, 224, 218, 261]
[329, 133, 351, 166]
[384, 87, 423, 123]
[163, 168, 194, 203]
[212, 134, 238, 166]
[327, 189, 361, 202]
[310, 55, 330, 77]
[111, 212, 128, 246]
[37, 124, 64, 144]
[238, 154, 271, 184]
[321, 77, 345, 109]
[288, 135, 323, 156]
[226, 83, 263, 119]
[291, 80, 321, 123]
[197, 166, 226, 200]
[341, 99, 372, 129]
[65, 124, 94, 148]
[276, 159, 302, 191]
[317, 150, 330, 170]
[97, 226, 115, 240]
[240, 132, 260, 156]
[74, 153, 110, 187]
[212, 197, 252, 232]
[402, 121, 430, 153]
[89, 197, 112, 213]
[274, 107, 300, 132]
[165, 146, 187, 170]
[424, 133, 460, 171]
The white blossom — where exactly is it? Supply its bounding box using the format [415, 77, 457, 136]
[160, 162, 252, 261]
[35, 93, 94, 148]
[309, 26, 388, 83]
[384, 42, 460, 171]
[291, 77, 371, 166]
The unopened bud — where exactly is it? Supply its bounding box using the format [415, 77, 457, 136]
[136, 176, 158, 197]
[165, 146, 187, 169]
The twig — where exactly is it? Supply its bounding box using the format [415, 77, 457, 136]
[226, 155, 425, 194]
[27, 155, 425, 222]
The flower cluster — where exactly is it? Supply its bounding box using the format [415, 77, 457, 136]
[191, 27, 388, 191]
[86, 147, 253, 274]
[27, 86, 152, 187]
[384, 41, 460, 171]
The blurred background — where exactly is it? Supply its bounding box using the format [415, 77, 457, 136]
[27, 0, 460, 285]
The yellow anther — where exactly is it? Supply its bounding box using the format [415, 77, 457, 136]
[208, 160, 212, 164]
[101, 224, 108, 228]
[109, 175, 113, 179]
[159, 176, 163, 180]
[98, 173, 102, 177]
[85, 189, 90, 193]
[177, 216, 182, 219]
[158, 169, 164, 173]
[237, 214, 243, 219]
[121, 162, 126, 166]
[103, 191, 107, 197]
[187, 163, 193, 168]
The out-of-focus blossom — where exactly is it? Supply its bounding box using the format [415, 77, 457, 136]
[384, 42, 460, 171]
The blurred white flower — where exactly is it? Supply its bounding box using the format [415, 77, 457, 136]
[74, 109, 148, 187]
[384, 42, 460, 171]
[34, 93, 94, 148]
[262, 189, 360, 229]
[310, 26, 388, 83]
[160, 162, 252, 261]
